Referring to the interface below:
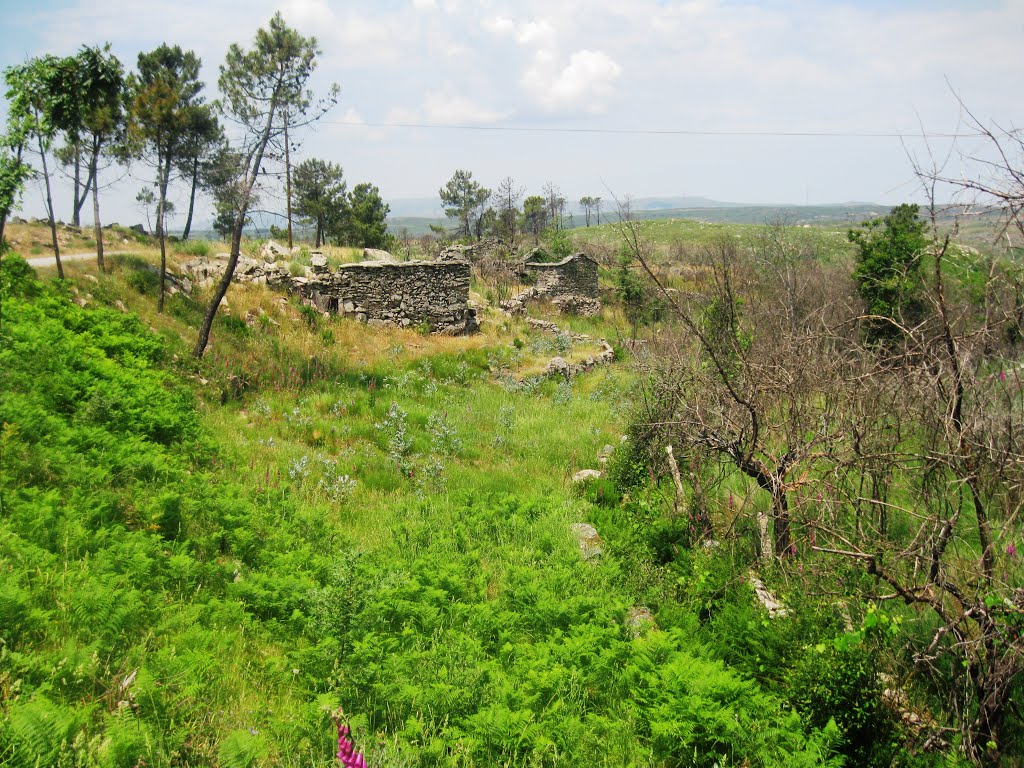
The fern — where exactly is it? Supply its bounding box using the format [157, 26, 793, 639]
[218, 729, 268, 768]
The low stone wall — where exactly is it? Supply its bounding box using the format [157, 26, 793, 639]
[183, 255, 478, 335]
[326, 261, 476, 334]
[524, 253, 599, 299]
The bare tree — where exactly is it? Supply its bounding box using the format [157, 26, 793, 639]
[194, 13, 337, 357]
[543, 181, 566, 231]
[617, 206, 850, 558]
[494, 175, 523, 245]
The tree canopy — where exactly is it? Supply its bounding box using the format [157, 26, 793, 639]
[849, 203, 928, 343]
[194, 12, 336, 357]
[293, 158, 346, 248]
[439, 169, 490, 240]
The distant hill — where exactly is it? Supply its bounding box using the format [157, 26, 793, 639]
[387, 198, 446, 218]
[180, 200, 900, 241]
[610, 203, 892, 226]
[627, 196, 749, 210]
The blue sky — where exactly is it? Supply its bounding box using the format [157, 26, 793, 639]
[2, 0, 1022, 224]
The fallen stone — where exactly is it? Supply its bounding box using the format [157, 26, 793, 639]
[570, 523, 602, 561]
[544, 356, 570, 377]
[362, 247, 394, 262]
[573, 469, 603, 483]
[748, 572, 790, 619]
[625, 606, 657, 638]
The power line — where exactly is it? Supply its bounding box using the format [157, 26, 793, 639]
[322, 119, 981, 139]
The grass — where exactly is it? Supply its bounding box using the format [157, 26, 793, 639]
[3, 219, 1008, 767]
[570, 217, 858, 264]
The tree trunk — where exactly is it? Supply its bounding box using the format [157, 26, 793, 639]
[91, 137, 104, 273]
[195, 98, 279, 358]
[772, 487, 791, 555]
[157, 153, 171, 313]
[35, 111, 63, 279]
[182, 156, 199, 241]
[284, 112, 293, 250]
[72, 145, 81, 227]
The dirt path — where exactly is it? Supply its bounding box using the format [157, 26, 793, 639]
[24, 251, 134, 268]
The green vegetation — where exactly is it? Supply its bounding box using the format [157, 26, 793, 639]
[0, 251, 848, 766]
[5, 180, 1023, 768]
[849, 203, 928, 343]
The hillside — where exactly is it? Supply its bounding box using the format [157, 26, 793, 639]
[0, 228, 848, 767]
[2, 217, 1020, 767]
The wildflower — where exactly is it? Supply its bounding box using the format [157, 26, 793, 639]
[334, 717, 367, 768]
[1008, 543, 1018, 559]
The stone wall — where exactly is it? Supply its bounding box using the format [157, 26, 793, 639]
[524, 253, 599, 299]
[323, 261, 477, 334]
[183, 255, 478, 335]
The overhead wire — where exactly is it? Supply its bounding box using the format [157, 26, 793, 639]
[320, 119, 981, 140]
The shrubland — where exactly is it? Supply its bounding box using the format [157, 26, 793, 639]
[1, 199, 1020, 768]
[0, 232, 841, 767]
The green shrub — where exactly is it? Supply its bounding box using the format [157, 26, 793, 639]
[791, 644, 899, 767]
[174, 238, 212, 258]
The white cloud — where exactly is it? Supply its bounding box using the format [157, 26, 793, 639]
[482, 15, 556, 47]
[411, 0, 436, 10]
[339, 107, 365, 125]
[422, 89, 507, 124]
[384, 106, 421, 125]
[278, 0, 335, 30]
[522, 49, 622, 114]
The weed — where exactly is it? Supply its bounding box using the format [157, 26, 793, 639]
[428, 411, 463, 455]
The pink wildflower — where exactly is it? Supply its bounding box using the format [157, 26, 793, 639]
[1008, 543, 1018, 559]
[334, 715, 367, 768]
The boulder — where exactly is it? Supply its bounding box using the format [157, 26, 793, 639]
[543, 356, 570, 377]
[625, 606, 657, 638]
[572, 469, 603, 483]
[570, 523, 603, 561]
[362, 248, 394, 262]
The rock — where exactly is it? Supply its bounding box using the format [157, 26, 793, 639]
[625, 606, 657, 638]
[551, 294, 601, 317]
[129, 224, 147, 235]
[258, 240, 291, 262]
[82, 274, 99, 284]
[436, 243, 474, 262]
[362, 248, 394, 262]
[544, 356, 570, 377]
[310, 254, 329, 271]
[114, 300, 127, 312]
[573, 469, 603, 483]
[748, 572, 790, 619]
[570, 523, 602, 561]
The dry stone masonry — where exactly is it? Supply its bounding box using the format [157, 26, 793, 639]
[504, 253, 602, 316]
[525, 253, 599, 299]
[183, 252, 479, 335]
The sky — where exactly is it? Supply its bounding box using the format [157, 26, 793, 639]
[2, 0, 1023, 226]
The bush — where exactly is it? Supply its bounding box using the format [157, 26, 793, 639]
[174, 238, 212, 258]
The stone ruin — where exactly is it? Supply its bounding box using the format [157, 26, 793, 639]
[502, 253, 602, 316]
[183, 246, 479, 335]
[525, 253, 600, 299]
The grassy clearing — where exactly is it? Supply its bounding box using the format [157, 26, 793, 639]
[570, 218, 857, 264]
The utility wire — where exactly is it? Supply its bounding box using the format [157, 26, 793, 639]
[322, 119, 981, 139]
